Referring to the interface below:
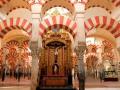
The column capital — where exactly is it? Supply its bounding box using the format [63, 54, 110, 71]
[118, 47, 120, 53]
[78, 42, 86, 47]
[30, 41, 39, 56]
[75, 42, 86, 56]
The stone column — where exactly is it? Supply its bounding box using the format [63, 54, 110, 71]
[116, 47, 120, 78]
[30, 41, 39, 90]
[74, 2, 85, 47]
[113, 48, 120, 63]
[75, 42, 86, 90]
[2, 43, 7, 65]
[0, 38, 2, 49]
[30, 0, 42, 90]
[74, 2, 86, 90]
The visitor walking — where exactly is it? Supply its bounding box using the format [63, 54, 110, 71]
[1, 65, 6, 81]
[16, 65, 21, 82]
[99, 71, 104, 82]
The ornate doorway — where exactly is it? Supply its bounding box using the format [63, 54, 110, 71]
[38, 32, 73, 88]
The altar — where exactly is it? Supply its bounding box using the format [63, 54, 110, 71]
[38, 31, 73, 88]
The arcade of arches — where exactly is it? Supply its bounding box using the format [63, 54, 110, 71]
[0, 0, 120, 90]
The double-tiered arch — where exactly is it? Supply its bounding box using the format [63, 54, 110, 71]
[0, 0, 31, 15]
[0, 17, 32, 38]
[41, 0, 75, 16]
[39, 16, 77, 38]
[84, 16, 120, 38]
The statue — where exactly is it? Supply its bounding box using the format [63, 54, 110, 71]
[52, 47, 59, 75]
[52, 64, 59, 75]
[54, 47, 58, 62]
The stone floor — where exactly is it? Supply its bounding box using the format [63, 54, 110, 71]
[0, 77, 30, 86]
[85, 77, 120, 88]
[0, 86, 120, 90]
[1, 77, 120, 88]
[0, 77, 120, 90]
[0, 86, 30, 90]
[73, 76, 120, 88]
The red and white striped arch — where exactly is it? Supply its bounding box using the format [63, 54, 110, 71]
[84, 16, 120, 38]
[0, 17, 32, 38]
[112, 0, 120, 7]
[39, 16, 77, 38]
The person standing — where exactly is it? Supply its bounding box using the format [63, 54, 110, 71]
[1, 65, 6, 81]
[17, 65, 21, 82]
[99, 71, 104, 82]
[16, 65, 21, 82]
[0, 66, 2, 79]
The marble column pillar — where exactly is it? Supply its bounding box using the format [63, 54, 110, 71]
[30, 41, 39, 90]
[75, 42, 86, 90]
[30, 1, 42, 90]
[114, 48, 120, 63]
[2, 43, 7, 65]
